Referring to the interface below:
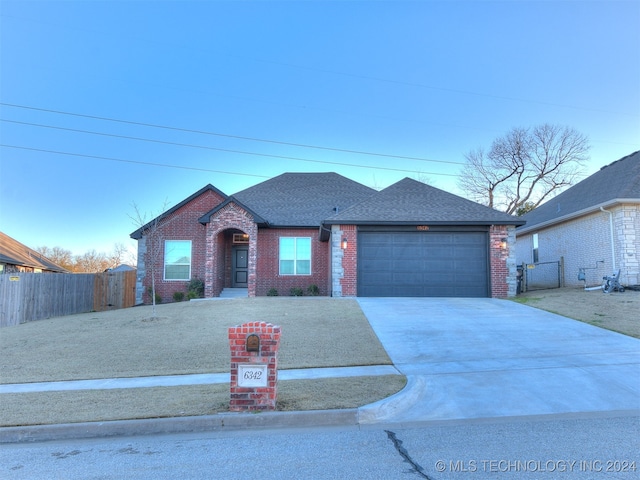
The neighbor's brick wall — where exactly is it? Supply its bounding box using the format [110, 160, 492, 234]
[255, 228, 330, 296]
[515, 205, 639, 287]
[138, 189, 225, 304]
[618, 204, 639, 286]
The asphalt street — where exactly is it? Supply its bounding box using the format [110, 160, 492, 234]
[2, 414, 638, 479]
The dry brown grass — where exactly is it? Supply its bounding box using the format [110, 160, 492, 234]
[1, 298, 391, 384]
[511, 287, 640, 338]
[0, 376, 407, 427]
[0, 298, 404, 426]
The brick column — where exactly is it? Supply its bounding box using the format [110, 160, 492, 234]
[228, 322, 281, 411]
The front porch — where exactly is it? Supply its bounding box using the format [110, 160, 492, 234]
[201, 201, 259, 298]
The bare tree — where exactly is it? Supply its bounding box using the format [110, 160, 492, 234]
[108, 242, 131, 269]
[35, 246, 75, 271]
[458, 124, 590, 214]
[75, 249, 111, 273]
[129, 201, 169, 317]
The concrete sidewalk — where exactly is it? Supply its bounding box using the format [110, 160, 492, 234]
[0, 365, 399, 394]
[357, 297, 640, 423]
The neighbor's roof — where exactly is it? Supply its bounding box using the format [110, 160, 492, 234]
[0, 231, 69, 273]
[517, 150, 640, 234]
[325, 177, 525, 226]
[232, 172, 376, 226]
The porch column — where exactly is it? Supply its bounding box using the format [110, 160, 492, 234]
[331, 225, 344, 297]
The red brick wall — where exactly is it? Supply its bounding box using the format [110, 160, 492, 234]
[204, 203, 258, 297]
[340, 225, 358, 296]
[255, 228, 330, 296]
[142, 189, 225, 304]
[229, 321, 281, 411]
[490, 225, 509, 298]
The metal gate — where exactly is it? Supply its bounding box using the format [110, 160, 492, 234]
[520, 259, 563, 292]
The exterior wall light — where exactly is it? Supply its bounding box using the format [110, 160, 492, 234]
[341, 237, 348, 250]
[501, 238, 508, 249]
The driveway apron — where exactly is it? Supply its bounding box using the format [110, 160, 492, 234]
[358, 298, 640, 422]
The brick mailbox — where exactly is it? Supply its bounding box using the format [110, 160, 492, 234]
[228, 321, 281, 411]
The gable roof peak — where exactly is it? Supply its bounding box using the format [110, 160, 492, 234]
[130, 183, 228, 239]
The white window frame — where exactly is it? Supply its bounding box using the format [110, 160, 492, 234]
[164, 240, 192, 281]
[532, 233, 539, 263]
[279, 237, 312, 276]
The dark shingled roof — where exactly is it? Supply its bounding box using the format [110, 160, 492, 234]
[232, 172, 376, 226]
[325, 177, 525, 225]
[0, 231, 69, 273]
[517, 150, 640, 234]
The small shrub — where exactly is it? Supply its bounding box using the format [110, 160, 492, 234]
[147, 287, 162, 304]
[290, 287, 304, 297]
[267, 288, 279, 296]
[187, 291, 199, 300]
[188, 277, 204, 299]
[307, 284, 320, 296]
[173, 291, 185, 302]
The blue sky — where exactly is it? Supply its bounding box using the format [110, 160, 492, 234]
[1, 1, 639, 259]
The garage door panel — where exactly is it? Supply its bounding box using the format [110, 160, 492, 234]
[358, 231, 488, 297]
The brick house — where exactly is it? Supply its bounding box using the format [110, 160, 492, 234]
[515, 151, 640, 288]
[130, 173, 524, 304]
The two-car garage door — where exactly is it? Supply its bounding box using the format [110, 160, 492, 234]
[357, 230, 489, 297]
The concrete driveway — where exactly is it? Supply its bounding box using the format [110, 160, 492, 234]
[357, 297, 640, 423]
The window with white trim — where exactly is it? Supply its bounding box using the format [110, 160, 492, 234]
[279, 237, 311, 275]
[532, 233, 539, 263]
[164, 240, 192, 280]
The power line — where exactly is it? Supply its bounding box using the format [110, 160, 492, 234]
[0, 103, 465, 166]
[0, 144, 461, 178]
[0, 144, 270, 179]
[1, 119, 464, 175]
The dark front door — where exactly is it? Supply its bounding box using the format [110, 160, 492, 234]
[232, 246, 248, 287]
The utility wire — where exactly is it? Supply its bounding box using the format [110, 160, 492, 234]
[0, 103, 465, 166]
[0, 119, 462, 175]
[0, 144, 270, 179]
[0, 144, 460, 177]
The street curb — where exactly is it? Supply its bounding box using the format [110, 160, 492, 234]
[358, 375, 425, 424]
[0, 409, 359, 444]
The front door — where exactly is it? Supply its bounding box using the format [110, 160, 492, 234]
[232, 246, 248, 287]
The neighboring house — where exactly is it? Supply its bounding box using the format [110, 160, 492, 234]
[107, 264, 136, 272]
[0, 231, 69, 274]
[130, 173, 524, 304]
[515, 151, 640, 288]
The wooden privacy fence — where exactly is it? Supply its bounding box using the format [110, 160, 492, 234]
[0, 270, 137, 327]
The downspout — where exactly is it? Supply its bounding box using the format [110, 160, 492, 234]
[600, 207, 616, 271]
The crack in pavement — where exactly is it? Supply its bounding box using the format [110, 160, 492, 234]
[385, 430, 432, 479]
